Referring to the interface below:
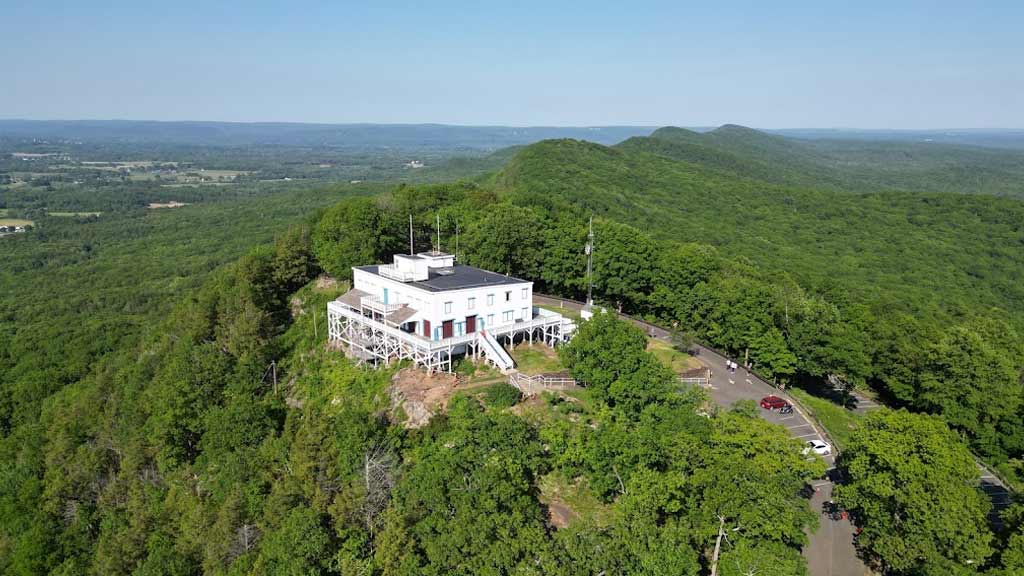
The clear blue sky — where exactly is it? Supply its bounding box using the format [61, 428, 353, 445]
[3, 1, 1021, 128]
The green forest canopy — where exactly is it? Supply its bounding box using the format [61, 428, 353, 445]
[3, 126, 1024, 574]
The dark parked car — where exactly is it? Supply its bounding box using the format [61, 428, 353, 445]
[779, 403, 794, 415]
[760, 395, 790, 410]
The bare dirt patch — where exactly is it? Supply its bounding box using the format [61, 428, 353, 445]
[314, 275, 344, 293]
[389, 368, 459, 428]
[508, 393, 548, 418]
[538, 474, 611, 529]
[290, 296, 305, 318]
[546, 501, 578, 529]
[147, 201, 190, 209]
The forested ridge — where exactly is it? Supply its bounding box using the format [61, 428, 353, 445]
[2, 127, 1024, 575]
[623, 124, 1024, 197]
[492, 135, 1024, 474]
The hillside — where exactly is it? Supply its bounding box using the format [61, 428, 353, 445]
[618, 125, 1024, 197]
[2, 154, 1023, 575]
[495, 136, 1024, 331]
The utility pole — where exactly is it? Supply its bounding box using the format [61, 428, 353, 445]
[313, 308, 318, 340]
[585, 216, 594, 306]
[272, 360, 278, 395]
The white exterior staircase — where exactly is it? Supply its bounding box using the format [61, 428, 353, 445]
[477, 330, 515, 372]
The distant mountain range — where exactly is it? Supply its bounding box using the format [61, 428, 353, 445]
[2, 120, 1023, 150]
[0, 120, 654, 150]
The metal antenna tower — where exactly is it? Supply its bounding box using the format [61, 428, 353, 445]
[408, 214, 414, 254]
[586, 216, 594, 306]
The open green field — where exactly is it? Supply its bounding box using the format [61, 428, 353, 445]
[48, 211, 102, 217]
[788, 388, 866, 451]
[159, 182, 236, 188]
[538, 303, 583, 321]
[0, 218, 34, 227]
[647, 338, 702, 373]
[510, 343, 564, 375]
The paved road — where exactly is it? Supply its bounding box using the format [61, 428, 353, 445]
[690, 343, 868, 576]
[541, 295, 1016, 572]
[535, 295, 869, 576]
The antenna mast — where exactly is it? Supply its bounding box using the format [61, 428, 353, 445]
[408, 214, 414, 255]
[586, 216, 594, 306]
[455, 221, 459, 261]
[436, 214, 441, 253]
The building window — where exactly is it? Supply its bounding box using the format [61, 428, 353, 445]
[503, 310, 513, 322]
[486, 314, 494, 327]
[456, 321, 465, 336]
[444, 301, 452, 314]
[487, 293, 494, 306]
[521, 307, 529, 320]
[468, 297, 475, 310]
[521, 287, 527, 300]
[505, 291, 511, 302]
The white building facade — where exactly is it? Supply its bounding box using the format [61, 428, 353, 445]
[327, 252, 574, 373]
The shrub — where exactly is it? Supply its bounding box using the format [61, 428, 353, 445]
[483, 383, 522, 408]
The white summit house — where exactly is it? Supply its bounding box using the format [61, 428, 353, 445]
[327, 250, 576, 373]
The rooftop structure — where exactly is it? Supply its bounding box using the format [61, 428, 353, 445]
[327, 252, 575, 373]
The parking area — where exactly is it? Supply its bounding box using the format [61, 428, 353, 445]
[533, 295, 870, 575]
[699, 360, 836, 467]
[689, 345, 867, 575]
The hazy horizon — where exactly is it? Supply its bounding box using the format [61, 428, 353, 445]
[3, 119, 1024, 132]
[3, 1, 1022, 129]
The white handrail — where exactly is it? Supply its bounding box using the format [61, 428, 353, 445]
[328, 302, 476, 349]
[478, 330, 515, 370]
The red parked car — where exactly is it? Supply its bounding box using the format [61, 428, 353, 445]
[760, 395, 790, 410]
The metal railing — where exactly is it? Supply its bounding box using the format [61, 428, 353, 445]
[359, 295, 407, 315]
[377, 263, 421, 282]
[328, 302, 476, 350]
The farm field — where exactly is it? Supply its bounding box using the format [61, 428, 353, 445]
[0, 218, 34, 226]
[47, 211, 102, 217]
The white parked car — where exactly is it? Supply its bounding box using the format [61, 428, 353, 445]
[803, 440, 832, 456]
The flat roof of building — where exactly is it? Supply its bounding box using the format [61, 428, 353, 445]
[355, 263, 529, 292]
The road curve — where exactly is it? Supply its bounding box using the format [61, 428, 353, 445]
[534, 294, 869, 576]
